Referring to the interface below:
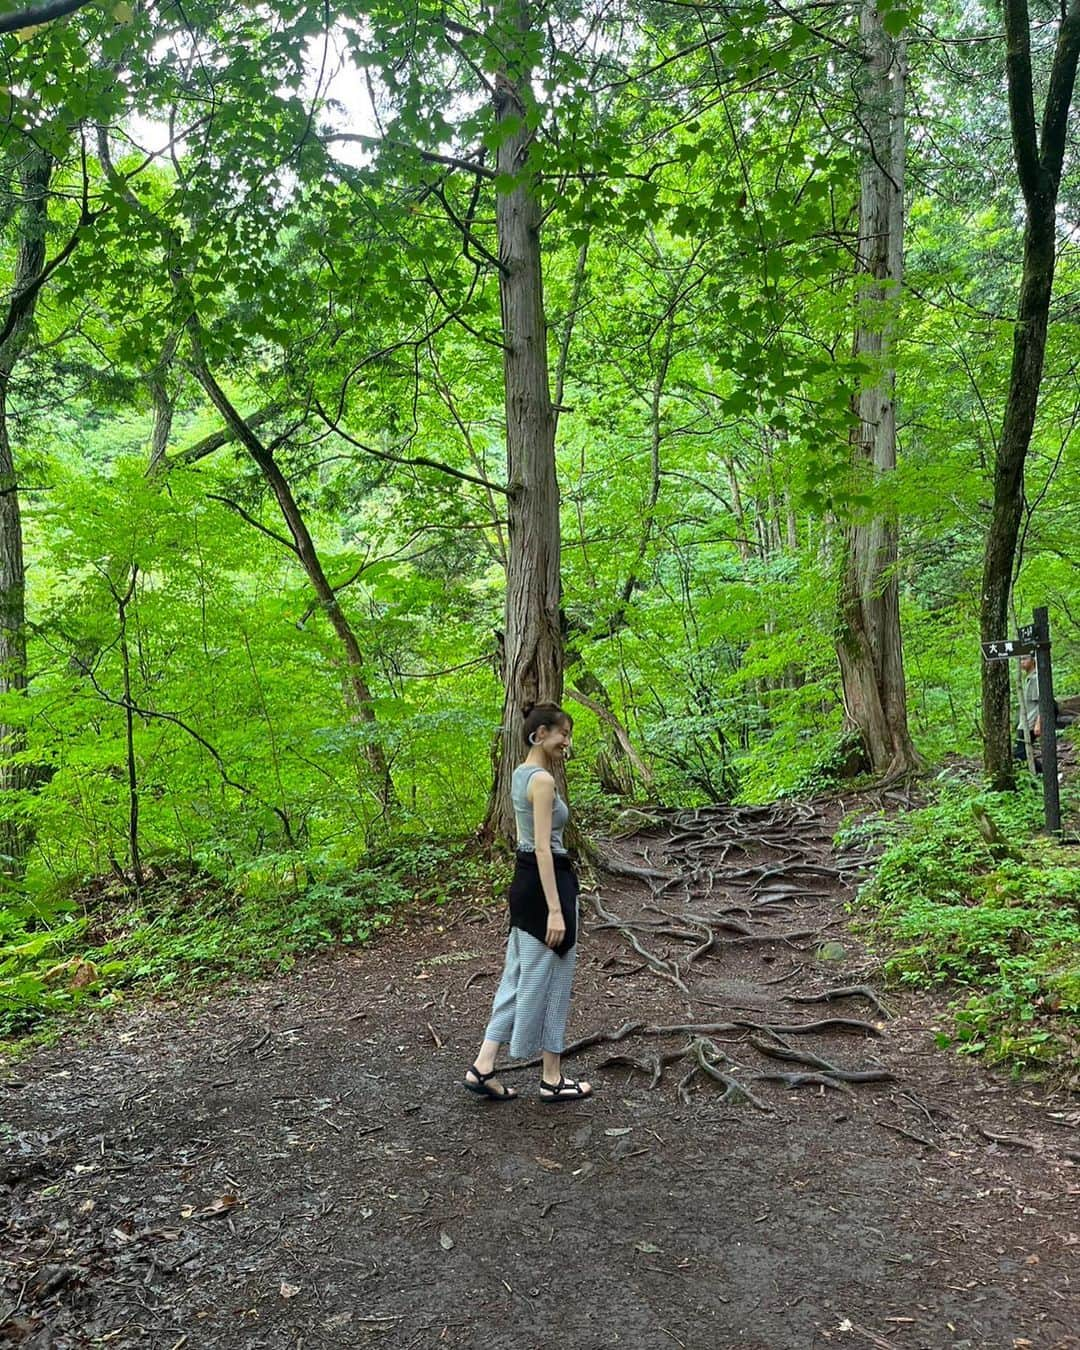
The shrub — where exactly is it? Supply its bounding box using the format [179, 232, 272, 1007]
[854, 781, 1080, 1075]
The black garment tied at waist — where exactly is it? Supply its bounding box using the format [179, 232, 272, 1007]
[507, 851, 579, 957]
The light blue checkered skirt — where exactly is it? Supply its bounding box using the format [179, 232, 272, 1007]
[484, 920, 579, 1059]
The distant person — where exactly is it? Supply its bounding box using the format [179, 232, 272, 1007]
[463, 702, 593, 1104]
[1014, 653, 1041, 772]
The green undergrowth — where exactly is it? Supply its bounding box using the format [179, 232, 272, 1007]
[845, 781, 1080, 1078]
[0, 838, 511, 1047]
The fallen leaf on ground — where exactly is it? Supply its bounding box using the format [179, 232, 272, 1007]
[280, 1282, 301, 1299]
[180, 1194, 240, 1220]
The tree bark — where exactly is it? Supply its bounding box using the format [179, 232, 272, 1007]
[0, 145, 50, 873]
[482, 0, 564, 842]
[981, 0, 1080, 787]
[147, 331, 180, 473]
[835, 1, 918, 777]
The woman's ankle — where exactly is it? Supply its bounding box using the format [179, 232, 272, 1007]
[541, 1055, 561, 1083]
[473, 1038, 502, 1076]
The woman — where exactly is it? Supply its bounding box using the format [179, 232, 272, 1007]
[463, 702, 593, 1103]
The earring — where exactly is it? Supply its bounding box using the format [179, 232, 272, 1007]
[528, 731, 540, 746]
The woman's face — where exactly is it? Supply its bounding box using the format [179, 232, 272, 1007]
[536, 719, 572, 760]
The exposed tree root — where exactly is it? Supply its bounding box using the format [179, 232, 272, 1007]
[574, 797, 900, 1108]
[686, 1037, 773, 1110]
[723, 928, 826, 948]
[601, 1037, 774, 1110]
[763, 962, 805, 986]
[781, 986, 892, 1021]
[600, 955, 648, 979]
[877, 1119, 938, 1149]
[595, 853, 674, 883]
[748, 1034, 894, 1085]
[554, 1016, 881, 1067]
[754, 1071, 853, 1093]
[586, 895, 689, 993]
[554, 1019, 648, 1060]
[676, 1065, 700, 1106]
[642, 902, 754, 938]
[591, 919, 702, 941]
[737, 1016, 883, 1038]
[597, 1048, 686, 1090]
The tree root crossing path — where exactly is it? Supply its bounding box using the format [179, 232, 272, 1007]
[2, 795, 1078, 1349]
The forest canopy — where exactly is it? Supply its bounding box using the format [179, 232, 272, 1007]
[1, 0, 1078, 954]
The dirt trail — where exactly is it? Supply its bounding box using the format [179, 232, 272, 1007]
[2, 797, 1078, 1350]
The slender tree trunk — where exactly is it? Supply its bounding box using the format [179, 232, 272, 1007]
[725, 457, 752, 561]
[565, 681, 652, 795]
[764, 437, 783, 555]
[784, 483, 798, 552]
[112, 568, 143, 889]
[147, 331, 180, 472]
[483, 0, 564, 842]
[982, 0, 1080, 787]
[189, 346, 396, 809]
[0, 146, 50, 873]
[835, 1, 918, 777]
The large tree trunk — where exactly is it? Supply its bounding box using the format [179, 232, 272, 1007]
[981, 0, 1080, 788]
[0, 146, 50, 873]
[482, 0, 564, 842]
[835, 1, 918, 777]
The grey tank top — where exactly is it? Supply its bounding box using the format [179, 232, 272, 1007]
[511, 763, 569, 855]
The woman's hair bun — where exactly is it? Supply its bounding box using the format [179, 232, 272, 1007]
[522, 701, 572, 739]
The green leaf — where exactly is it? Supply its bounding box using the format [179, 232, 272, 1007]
[882, 8, 909, 36]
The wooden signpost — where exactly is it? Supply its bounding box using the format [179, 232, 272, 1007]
[982, 606, 1060, 834]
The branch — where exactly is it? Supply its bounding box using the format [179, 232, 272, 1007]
[0, 0, 95, 34]
[159, 402, 285, 471]
[1039, 0, 1080, 188]
[205, 494, 299, 554]
[80, 665, 264, 807]
[430, 179, 507, 275]
[321, 133, 496, 180]
[1003, 0, 1042, 204]
[0, 198, 97, 351]
[422, 262, 508, 352]
[296, 549, 370, 624]
[314, 403, 510, 495]
[564, 687, 653, 784]
[766, 0, 858, 57]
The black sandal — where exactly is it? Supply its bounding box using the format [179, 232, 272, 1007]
[463, 1064, 517, 1102]
[539, 1075, 593, 1103]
